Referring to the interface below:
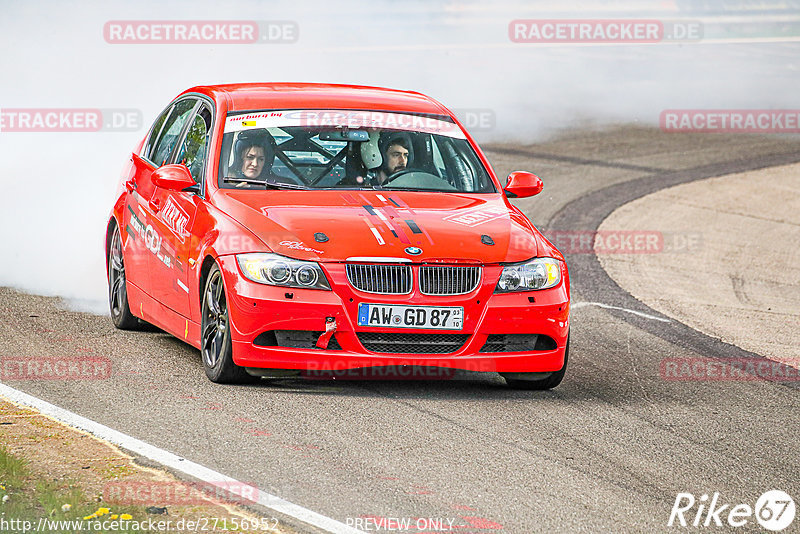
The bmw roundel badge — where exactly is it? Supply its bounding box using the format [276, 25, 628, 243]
[405, 246, 422, 255]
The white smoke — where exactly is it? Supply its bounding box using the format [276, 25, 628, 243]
[1, 0, 798, 312]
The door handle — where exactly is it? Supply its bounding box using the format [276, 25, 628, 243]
[149, 197, 162, 212]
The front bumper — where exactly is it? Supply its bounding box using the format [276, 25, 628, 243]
[217, 255, 570, 374]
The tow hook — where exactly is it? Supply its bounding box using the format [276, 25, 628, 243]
[316, 317, 338, 349]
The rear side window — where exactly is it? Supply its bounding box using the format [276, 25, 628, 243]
[149, 99, 197, 166]
[142, 105, 172, 161]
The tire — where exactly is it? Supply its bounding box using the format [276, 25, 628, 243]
[502, 335, 569, 390]
[108, 225, 141, 330]
[201, 264, 257, 384]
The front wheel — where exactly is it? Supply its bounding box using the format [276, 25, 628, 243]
[502, 336, 569, 390]
[201, 264, 257, 384]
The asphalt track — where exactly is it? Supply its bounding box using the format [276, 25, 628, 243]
[1, 127, 799, 533]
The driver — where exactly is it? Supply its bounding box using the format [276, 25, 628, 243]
[376, 134, 410, 184]
[229, 129, 274, 181]
[240, 144, 266, 179]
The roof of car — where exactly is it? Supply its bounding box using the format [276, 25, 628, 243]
[183, 83, 451, 116]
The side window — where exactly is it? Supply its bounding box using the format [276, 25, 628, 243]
[430, 137, 448, 179]
[150, 99, 197, 166]
[175, 107, 211, 183]
[143, 104, 173, 161]
[439, 138, 475, 191]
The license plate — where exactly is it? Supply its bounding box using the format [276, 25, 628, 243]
[357, 303, 464, 330]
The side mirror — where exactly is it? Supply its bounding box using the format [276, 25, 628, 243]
[152, 164, 197, 191]
[504, 171, 543, 198]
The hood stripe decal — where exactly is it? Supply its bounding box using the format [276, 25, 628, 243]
[388, 195, 407, 209]
[343, 192, 433, 247]
[358, 195, 412, 245]
[387, 217, 410, 243]
[369, 227, 385, 245]
[381, 203, 433, 246]
[360, 203, 397, 241]
[360, 214, 386, 245]
[405, 220, 423, 234]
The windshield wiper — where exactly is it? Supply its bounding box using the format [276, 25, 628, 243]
[377, 187, 454, 193]
[264, 180, 309, 190]
[223, 176, 266, 185]
[223, 176, 308, 190]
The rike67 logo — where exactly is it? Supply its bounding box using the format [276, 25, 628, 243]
[668, 490, 795, 531]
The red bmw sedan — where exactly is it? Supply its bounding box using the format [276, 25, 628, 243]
[106, 83, 570, 389]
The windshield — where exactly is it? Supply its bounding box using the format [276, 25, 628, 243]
[217, 109, 496, 193]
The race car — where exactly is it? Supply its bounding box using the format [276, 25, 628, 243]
[106, 83, 570, 389]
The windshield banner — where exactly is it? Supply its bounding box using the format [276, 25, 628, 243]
[225, 109, 465, 138]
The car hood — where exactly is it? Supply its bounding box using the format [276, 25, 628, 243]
[212, 189, 541, 263]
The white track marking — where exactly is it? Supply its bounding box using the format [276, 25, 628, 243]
[0, 383, 366, 534]
[572, 301, 672, 323]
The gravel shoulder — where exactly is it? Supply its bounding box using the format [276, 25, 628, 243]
[0, 398, 299, 533]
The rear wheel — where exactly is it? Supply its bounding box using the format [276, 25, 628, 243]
[108, 225, 140, 330]
[502, 335, 569, 390]
[201, 264, 257, 384]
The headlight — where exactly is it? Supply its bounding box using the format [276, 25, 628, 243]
[236, 253, 331, 290]
[494, 257, 561, 293]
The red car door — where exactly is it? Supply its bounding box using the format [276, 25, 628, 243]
[125, 98, 197, 302]
[121, 153, 152, 298]
[147, 104, 212, 317]
[122, 103, 172, 297]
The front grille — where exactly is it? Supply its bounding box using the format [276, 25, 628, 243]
[479, 334, 557, 353]
[254, 330, 342, 350]
[346, 264, 412, 294]
[419, 265, 481, 295]
[357, 332, 469, 354]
